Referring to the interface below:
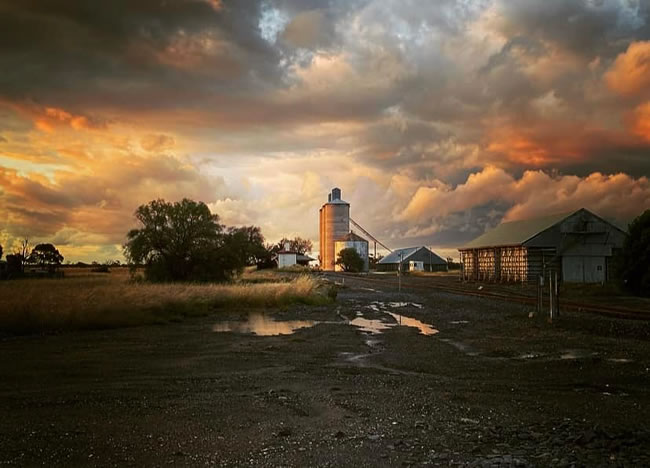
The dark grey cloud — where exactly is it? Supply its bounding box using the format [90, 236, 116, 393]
[495, 0, 649, 58]
[1, 0, 649, 178]
[0, 0, 279, 111]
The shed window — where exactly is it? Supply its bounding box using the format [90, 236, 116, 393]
[597, 265, 602, 271]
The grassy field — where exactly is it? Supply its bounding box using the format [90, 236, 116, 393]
[0, 268, 330, 334]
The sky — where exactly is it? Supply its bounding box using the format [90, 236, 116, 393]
[0, 0, 649, 263]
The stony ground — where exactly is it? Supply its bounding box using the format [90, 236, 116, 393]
[1, 274, 649, 467]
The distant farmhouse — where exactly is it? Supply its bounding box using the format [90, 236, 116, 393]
[277, 243, 315, 269]
[377, 246, 447, 273]
[458, 208, 627, 283]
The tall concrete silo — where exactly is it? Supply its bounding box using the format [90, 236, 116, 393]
[319, 188, 350, 271]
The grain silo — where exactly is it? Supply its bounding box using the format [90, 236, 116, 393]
[335, 232, 369, 272]
[319, 188, 350, 271]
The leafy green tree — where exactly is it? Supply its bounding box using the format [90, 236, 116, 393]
[124, 199, 225, 281]
[619, 209, 650, 297]
[275, 237, 313, 254]
[336, 247, 364, 273]
[227, 226, 268, 267]
[256, 243, 278, 269]
[28, 243, 64, 270]
[124, 199, 269, 282]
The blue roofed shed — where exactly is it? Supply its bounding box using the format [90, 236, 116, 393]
[377, 246, 447, 272]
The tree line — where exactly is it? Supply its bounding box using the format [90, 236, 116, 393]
[123, 198, 312, 282]
[0, 239, 64, 278]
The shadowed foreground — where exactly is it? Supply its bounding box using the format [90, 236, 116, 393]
[1, 275, 648, 467]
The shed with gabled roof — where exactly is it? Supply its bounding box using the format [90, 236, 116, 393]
[377, 246, 447, 272]
[459, 208, 627, 283]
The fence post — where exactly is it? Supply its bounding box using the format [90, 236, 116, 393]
[537, 275, 543, 316]
[549, 271, 553, 322]
[555, 272, 560, 317]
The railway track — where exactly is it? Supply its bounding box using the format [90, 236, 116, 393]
[327, 273, 650, 321]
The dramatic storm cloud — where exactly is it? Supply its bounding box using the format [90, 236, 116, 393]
[0, 0, 649, 261]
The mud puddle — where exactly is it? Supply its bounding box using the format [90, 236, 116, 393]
[353, 301, 438, 336]
[213, 314, 319, 336]
[213, 301, 438, 338]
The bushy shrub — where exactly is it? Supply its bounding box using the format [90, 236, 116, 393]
[336, 248, 364, 273]
[618, 210, 650, 297]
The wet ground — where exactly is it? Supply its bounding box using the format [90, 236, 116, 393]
[1, 274, 649, 467]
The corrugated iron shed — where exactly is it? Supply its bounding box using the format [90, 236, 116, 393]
[460, 212, 571, 249]
[379, 247, 446, 265]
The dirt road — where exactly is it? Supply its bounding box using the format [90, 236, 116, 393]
[1, 274, 649, 466]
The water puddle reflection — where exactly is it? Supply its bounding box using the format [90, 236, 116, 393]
[213, 314, 317, 336]
[386, 312, 438, 335]
[349, 317, 394, 334]
[347, 309, 438, 336]
[213, 300, 438, 338]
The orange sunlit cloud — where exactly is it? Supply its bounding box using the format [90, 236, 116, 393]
[632, 102, 650, 142]
[0, 1, 649, 262]
[605, 41, 650, 97]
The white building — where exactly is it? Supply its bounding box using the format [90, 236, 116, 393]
[277, 243, 315, 269]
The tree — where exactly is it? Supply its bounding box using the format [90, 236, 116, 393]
[618, 209, 650, 297]
[336, 247, 364, 273]
[6, 254, 23, 277]
[124, 198, 267, 282]
[226, 226, 268, 267]
[256, 243, 278, 270]
[124, 199, 225, 282]
[369, 253, 383, 269]
[275, 237, 313, 255]
[28, 243, 64, 271]
[18, 238, 30, 273]
[0, 244, 3, 260]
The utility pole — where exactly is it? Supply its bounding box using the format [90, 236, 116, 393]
[398, 251, 403, 293]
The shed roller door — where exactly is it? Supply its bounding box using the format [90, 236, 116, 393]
[563, 256, 605, 283]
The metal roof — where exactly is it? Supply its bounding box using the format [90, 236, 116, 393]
[337, 232, 368, 243]
[460, 211, 573, 249]
[378, 246, 446, 265]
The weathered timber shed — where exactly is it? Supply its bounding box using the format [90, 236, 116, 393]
[459, 209, 627, 283]
[377, 246, 448, 272]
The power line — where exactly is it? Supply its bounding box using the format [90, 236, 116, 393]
[349, 218, 393, 253]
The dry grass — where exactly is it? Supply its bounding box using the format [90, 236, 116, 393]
[0, 270, 328, 334]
